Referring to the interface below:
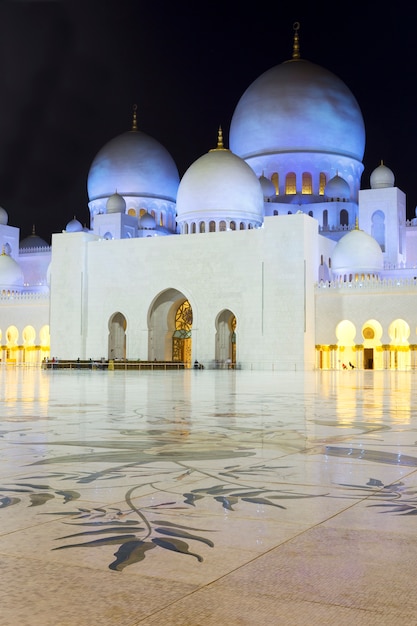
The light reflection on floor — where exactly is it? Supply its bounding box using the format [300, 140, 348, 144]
[1, 367, 417, 625]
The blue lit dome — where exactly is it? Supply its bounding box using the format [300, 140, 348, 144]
[87, 130, 179, 204]
[324, 174, 351, 200]
[139, 211, 156, 229]
[20, 226, 49, 249]
[66, 217, 83, 232]
[230, 58, 365, 162]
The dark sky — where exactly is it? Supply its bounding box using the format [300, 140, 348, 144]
[0, 1, 416, 243]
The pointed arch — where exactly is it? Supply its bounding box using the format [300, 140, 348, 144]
[215, 309, 236, 367]
[148, 289, 193, 366]
[108, 312, 127, 360]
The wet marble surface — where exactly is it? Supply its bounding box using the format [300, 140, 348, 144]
[1, 367, 417, 625]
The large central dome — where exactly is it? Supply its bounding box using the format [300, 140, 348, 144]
[229, 58, 365, 162]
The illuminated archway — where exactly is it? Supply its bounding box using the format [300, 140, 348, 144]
[335, 319, 356, 369]
[148, 289, 192, 366]
[6, 325, 19, 363]
[39, 325, 50, 362]
[172, 300, 192, 366]
[388, 319, 410, 370]
[22, 325, 36, 364]
[362, 320, 383, 370]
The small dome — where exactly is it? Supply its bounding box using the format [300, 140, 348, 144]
[0, 249, 24, 291]
[370, 161, 395, 189]
[176, 131, 264, 227]
[66, 216, 83, 232]
[324, 174, 350, 200]
[332, 227, 383, 279]
[20, 226, 49, 250]
[259, 174, 276, 199]
[0, 206, 8, 225]
[139, 211, 156, 229]
[106, 192, 126, 214]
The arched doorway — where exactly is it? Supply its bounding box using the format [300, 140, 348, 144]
[148, 289, 192, 366]
[172, 300, 192, 366]
[362, 319, 383, 370]
[108, 312, 127, 360]
[215, 310, 236, 367]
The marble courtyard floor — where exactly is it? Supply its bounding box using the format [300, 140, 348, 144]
[1, 366, 417, 625]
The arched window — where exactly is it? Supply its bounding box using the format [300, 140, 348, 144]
[371, 210, 385, 252]
[271, 172, 279, 195]
[209, 220, 216, 232]
[340, 209, 348, 227]
[285, 172, 296, 194]
[302, 172, 312, 194]
[319, 173, 326, 195]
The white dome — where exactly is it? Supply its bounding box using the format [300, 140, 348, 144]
[259, 174, 276, 199]
[0, 206, 8, 225]
[230, 58, 365, 163]
[324, 174, 350, 200]
[370, 162, 395, 189]
[66, 217, 83, 232]
[176, 141, 264, 227]
[87, 129, 179, 203]
[106, 192, 126, 214]
[0, 250, 24, 291]
[332, 228, 383, 278]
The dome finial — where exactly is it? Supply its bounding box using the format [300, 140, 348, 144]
[32, 224, 36, 235]
[217, 125, 224, 149]
[292, 22, 300, 59]
[132, 104, 138, 131]
[355, 216, 359, 230]
[209, 125, 228, 152]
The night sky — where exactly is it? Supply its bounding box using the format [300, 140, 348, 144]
[1, 1, 416, 243]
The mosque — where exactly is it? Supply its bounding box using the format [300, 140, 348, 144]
[1, 24, 417, 371]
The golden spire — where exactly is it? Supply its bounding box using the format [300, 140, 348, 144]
[292, 22, 300, 59]
[355, 216, 359, 230]
[132, 104, 138, 131]
[209, 125, 228, 152]
[32, 224, 36, 235]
